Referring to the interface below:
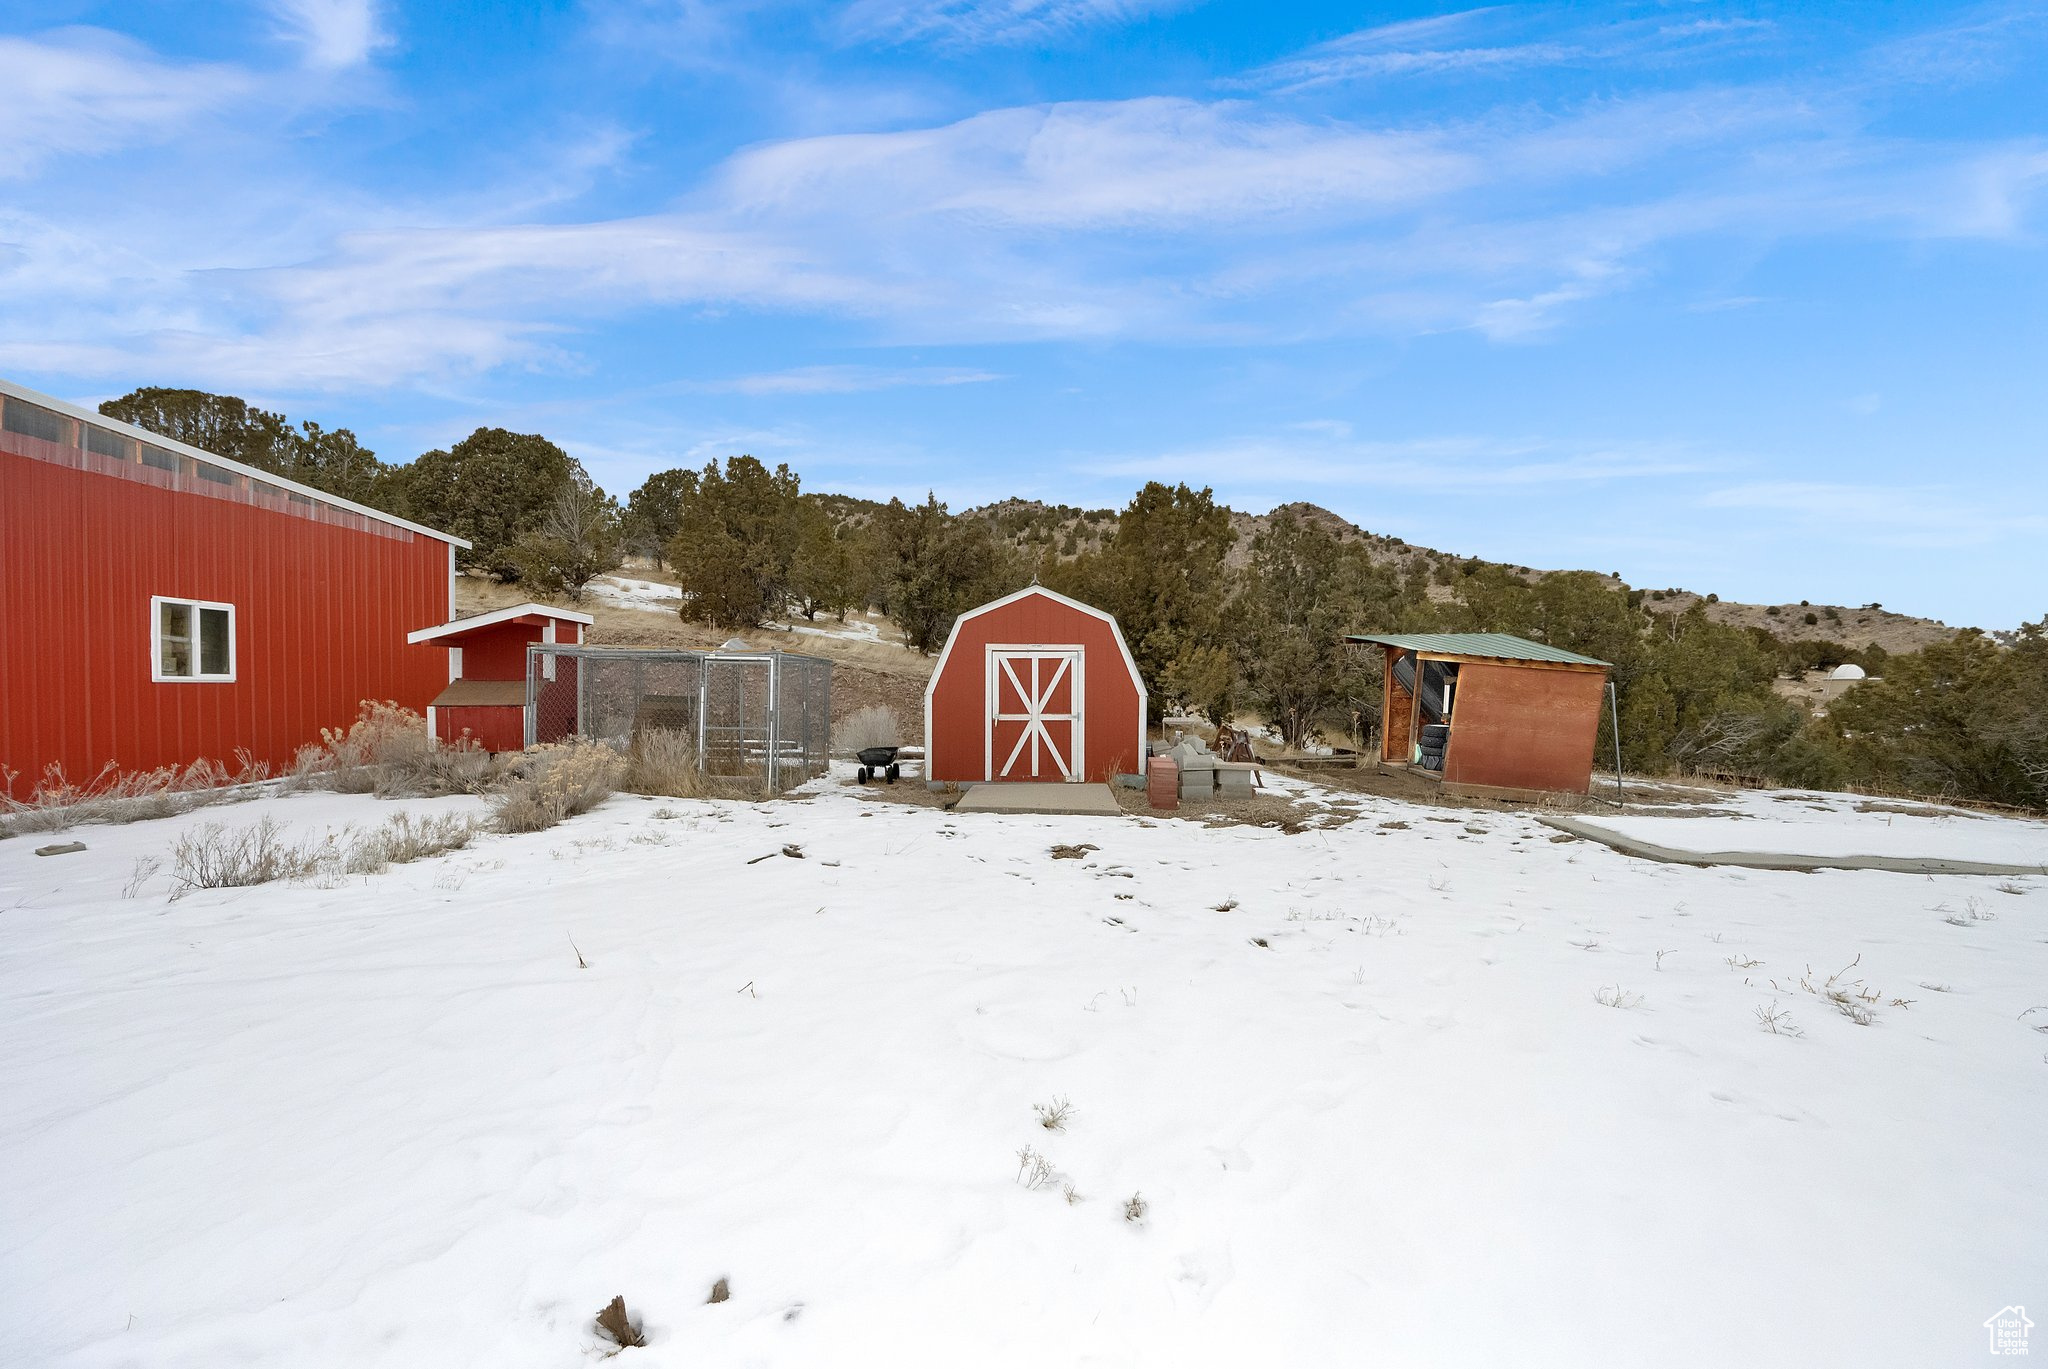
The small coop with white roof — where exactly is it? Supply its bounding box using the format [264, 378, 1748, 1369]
[406, 603, 591, 752]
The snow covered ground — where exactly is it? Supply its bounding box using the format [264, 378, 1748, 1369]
[587, 575, 683, 613]
[782, 615, 896, 648]
[1575, 788, 2048, 866]
[3, 777, 2044, 1367]
[584, 576, 909, 650]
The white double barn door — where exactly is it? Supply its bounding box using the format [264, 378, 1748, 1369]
[986, 646, 1084, 782]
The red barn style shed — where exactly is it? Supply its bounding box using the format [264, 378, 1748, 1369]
[924, 586, 1146, 785]
[0, 376, 465, 798]
[407, 603, 590, 752]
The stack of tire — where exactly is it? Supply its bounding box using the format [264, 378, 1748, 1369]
[1418, 723, 1450, 773]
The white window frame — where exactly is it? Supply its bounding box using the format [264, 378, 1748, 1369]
[152, 595, 237, 683]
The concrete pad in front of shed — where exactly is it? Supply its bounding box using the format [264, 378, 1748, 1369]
[954, 783, 1124, 816]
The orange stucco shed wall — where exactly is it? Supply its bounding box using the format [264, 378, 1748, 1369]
[1442, 661, 1607, 795]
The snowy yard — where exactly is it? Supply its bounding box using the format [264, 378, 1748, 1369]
[3, 776, 2045, 1366]
[1575, 787, 2048, 867]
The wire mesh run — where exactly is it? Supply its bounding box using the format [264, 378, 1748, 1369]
[525, 645, 833, 792]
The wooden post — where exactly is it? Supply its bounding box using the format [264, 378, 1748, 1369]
[1381, 646, 1399, 761]
[1407, 650, 1423, 763]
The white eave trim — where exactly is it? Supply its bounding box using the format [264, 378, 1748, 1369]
[407, 601, 595, 644]
[0, 375, 472, 549]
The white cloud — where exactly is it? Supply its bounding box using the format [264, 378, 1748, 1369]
[0, 30, 254, 179]
[1253, 20, 1577, 94]
[1470, 263, 1633, 341]
[1865, 4, 2048, 85]
[4, 13, 2046, 392]
[1241, 6, 1779, 93]
[1658, 18, 1775, 40]
[690, 365, 1003, 395]
[841, 0, 1180, 48]
[268, 0, 391, 69]
[715, 97, 1477, 228]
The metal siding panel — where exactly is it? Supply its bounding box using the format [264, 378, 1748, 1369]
[1441, 662, 1606, 794]
[0, 452, 457, 794]
[453, 623, 540, 680]
[438, 704, 524, 752]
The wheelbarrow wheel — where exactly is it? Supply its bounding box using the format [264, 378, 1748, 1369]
[885, 763, 900, 784]
[856, 766, 871, 784]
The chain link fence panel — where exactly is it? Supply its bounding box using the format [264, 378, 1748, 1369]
[524, 645, 833, 792]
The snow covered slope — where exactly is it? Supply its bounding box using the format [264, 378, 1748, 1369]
[1, 780, 2042, 1367]
[587, 574, 684, 613]
[1575, 789, 2048, 866]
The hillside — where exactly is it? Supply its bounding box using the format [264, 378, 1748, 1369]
[92, 385, 1971, 663]
[1639, 590, 1958, 655]
[960, 497, 1965, 654]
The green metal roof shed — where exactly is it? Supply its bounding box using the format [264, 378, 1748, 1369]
[1353, 631, 1612, 797]
[1344, 632, 1610, 669]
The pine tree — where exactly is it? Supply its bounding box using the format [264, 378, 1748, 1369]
[1230, 511, 1394, 750]
[871, 494, 1024, 653]
[505, 483, 623, 602]
[1059, 482, 1235, 720]
[667, 456, 802, 628]
[99, 386, 397, 511]
[622, 468, 698, 568]
[392, 428, 585, 579]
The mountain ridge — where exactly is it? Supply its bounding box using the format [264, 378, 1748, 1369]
[955, 495, 1965, 655]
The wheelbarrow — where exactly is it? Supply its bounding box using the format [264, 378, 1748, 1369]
[855, 746, 903, 784]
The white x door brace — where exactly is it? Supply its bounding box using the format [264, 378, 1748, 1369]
[987, 648, 1083, 781]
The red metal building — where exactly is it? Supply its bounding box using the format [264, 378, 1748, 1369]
[407, 603, 590, 752]
[924, 586, 1147, 785]
[0, 377, 465, 798]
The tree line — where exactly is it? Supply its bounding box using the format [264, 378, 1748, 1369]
[102, 387, 621, 600]
[106, 386, 2047, 811]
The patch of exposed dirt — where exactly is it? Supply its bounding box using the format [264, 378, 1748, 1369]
[1106, 783, 1338, 833]
[835, 776, 960, 810]
[828, 665, 928, 729]
[1854, 800, 1980, 820]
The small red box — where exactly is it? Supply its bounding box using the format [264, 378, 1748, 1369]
[1147, 755, 1179, 811]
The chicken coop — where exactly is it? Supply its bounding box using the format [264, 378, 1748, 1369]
[408, 603, 591, 752]
[525, 644, 832, 791]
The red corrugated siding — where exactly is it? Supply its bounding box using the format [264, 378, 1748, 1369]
[926, 591, 1145, 784]
[436, 705, 525, 753]
[423, 617, 585, 751]
[453, 621, 540, 680]
[0, 447, 451, 797]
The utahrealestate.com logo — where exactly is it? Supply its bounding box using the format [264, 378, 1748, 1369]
[1986, 1306, 2034, 1356]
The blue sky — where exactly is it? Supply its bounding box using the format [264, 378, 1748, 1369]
[4, 2, 2045, 628]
